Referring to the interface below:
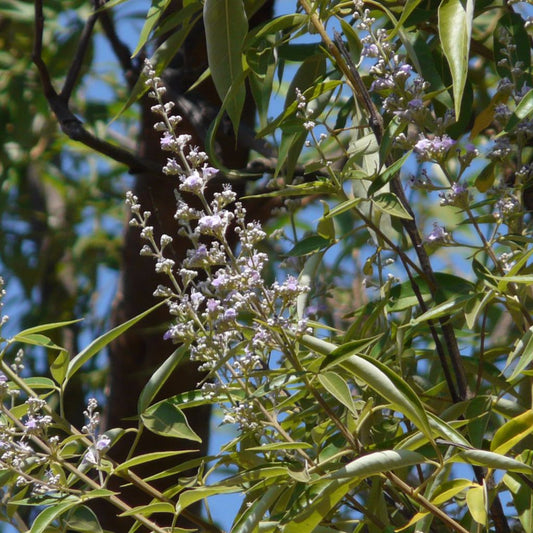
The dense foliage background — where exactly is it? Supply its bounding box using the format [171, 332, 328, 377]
[0, 0, 533, 531]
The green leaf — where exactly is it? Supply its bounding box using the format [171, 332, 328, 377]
[66, 299, 167, 381]
[30, 498, 80, 533]
[132, 0, 172, 57]
[388, 0, 423, 39]
[310, 334, 433, 444]
[244, 180, 336, 199]
[318, 371, 357, 415]
[20, 377, 57, 390]
[410, 294, 471, 324]
[404, 479, 474, 528]
[325, 197, 363, 218]
[340, 354, 433, 443]
[387, 273, 473, 312]
[176, 486, 241, 514]
[466, 484, 488, 526]
[327, 450, 427, 480]
[141, 399, 202, 442]
[506, 89, 533, 133]
[50, 349, 69, 385]
[367, 151, 411, 196]
[371, 192, 412, 219]
[137, 344, 189, 413]
[10, 319, 82, 339]
[114, 450, 197, 474]
[317, 203, 335, 240]
[203, 0, 248, 133]
[64, 505, 103, 533]
[438, 0, 474, 119]
[316, 336, 383, 369]
[282, 479, 356, 533]
[232, 486, 282, 533]
[452, 449, 533, 473]
[505, 326, 533, 384]
[11, 333, 60, 349]
[474, 162, 496, 192]
[118, 502, 175, 517]
[248, 13, 306, 42]
[503, 471, 533, 532]
[339, 19, 362, 64]
[244, 442, 312, 452]
[286, 236, 331, 257]
[491, 410, 533, 456]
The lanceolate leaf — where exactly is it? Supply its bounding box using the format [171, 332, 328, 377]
[371, 192, 413, 220]
[137, 344, 189, 413]
[388, 0, 423, 39]
[338, 354, 434, 443]
[231, 485, 282, 533]
[325, 450, 428, 480]
[451, 449, 533, 473]
[318, 371, 357, 415]
[65, 300, 167, 382]
[491, 410, 533, 456]
[306, 332, 433, 443]
[282, 478, 357, 533]
[438, 0, 474, 119]
[31, 500, 80, 533]
[132, 0, 172, 57]
[141, 399, 202, 442]
[203, 0, 248, 133]
[466, 485, 488, 526]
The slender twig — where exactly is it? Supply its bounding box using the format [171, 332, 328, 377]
[330, 27, 469, 401]
[387, 472, 470, 533]
[98, 6, 140, 90]
[297, 5, 467, 401]
[61, 0, 102, 100]
[0, 359, 222, 533]
[32, 0, 161, 175]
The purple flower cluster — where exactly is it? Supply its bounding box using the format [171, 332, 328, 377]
[129, 62, 312, 432]
[413, 135, 456, 163]
[440, 182, 470, 209]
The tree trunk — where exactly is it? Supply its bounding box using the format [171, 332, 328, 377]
[99, 3, 274, 530]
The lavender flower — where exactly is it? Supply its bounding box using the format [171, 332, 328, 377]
[440, 182, 470, 209]
[130, 61, 313, 434]
[426, 222, 450, 245]
[414, 135, 456, 162]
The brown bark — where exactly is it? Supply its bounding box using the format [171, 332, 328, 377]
[98, 3, 274, 531]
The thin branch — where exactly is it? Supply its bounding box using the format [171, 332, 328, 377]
[61, 0, 102, 100]
[32, 0, 161, 175]
[98, 5, 140, 90]
[329, 29, 469, 401]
